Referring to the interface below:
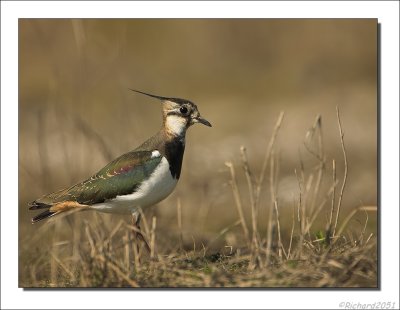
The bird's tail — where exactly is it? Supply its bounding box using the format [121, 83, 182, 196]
[29, 201, 87, 223]
[28, 201, 58, 223]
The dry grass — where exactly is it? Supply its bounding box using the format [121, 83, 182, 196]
[19, 110, 377, 288]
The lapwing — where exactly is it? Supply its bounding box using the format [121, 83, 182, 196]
[29, 89, 212, 251]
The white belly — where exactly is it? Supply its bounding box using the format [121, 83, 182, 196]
[90, 157, 178, 214]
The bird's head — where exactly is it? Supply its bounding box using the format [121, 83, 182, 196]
[130, 89, 212, 137]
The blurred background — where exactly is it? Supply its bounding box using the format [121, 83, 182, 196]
[19, 19, 377, 261]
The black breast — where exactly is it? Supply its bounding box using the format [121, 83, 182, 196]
[164, 139, 185, 179]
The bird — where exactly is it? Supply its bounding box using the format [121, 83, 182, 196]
[28, 89, 212, 251]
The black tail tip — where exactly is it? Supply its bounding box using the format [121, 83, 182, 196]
[28, 201, 50, 210]
[31, 210, 57, 223]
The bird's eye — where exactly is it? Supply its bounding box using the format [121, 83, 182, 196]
[180, 106, 188, 114]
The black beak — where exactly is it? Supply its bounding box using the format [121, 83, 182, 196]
[196, 116, 212, 127]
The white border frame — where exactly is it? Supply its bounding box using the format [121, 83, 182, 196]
[1, 1, 399, 309]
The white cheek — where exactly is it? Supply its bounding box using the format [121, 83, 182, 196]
[166, 115, 186, 136]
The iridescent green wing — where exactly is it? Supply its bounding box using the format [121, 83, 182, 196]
[35, 151, 162, 205]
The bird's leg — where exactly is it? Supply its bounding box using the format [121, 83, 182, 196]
[131, 212, 151, 255]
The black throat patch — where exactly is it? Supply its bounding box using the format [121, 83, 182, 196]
[164, 139, 185, 179]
